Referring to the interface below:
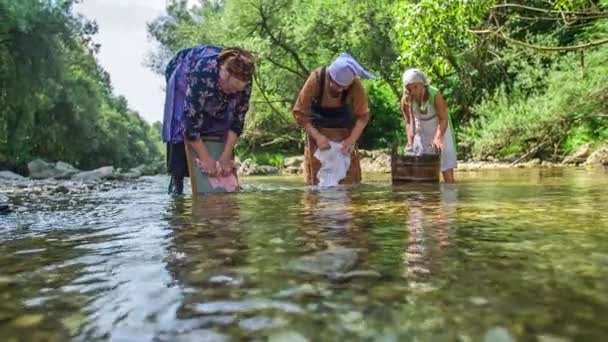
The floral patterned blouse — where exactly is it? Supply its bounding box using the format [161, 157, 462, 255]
[184, 52, 252, 141]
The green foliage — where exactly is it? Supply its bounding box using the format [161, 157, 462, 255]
[148, 0, 402, 153]
[459, 49, 608, 160]
[250, 152, 286, 169]
[359, 82, 403, 150]
[145, 0, 608, 161]
[0, 0, 161, 172]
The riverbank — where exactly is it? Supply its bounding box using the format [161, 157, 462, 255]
[239, 144, 608, 175]
[2, 144, 606, 182]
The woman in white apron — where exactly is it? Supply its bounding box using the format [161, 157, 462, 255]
[400, 68, 457, 183]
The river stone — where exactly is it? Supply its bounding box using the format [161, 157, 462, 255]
[563, 144, 591, 165]
[54, 161, 80, 179]
[0, 193, 10, 215]
[256, 165, 279, 175]
[287, 247, 358, 277]
[27, 159, 54, 179]
[584, 146, 608, 166]
[328, 270, 382, 282]
[284, 156, 304, 168]
[27, 159, 79, 179]
[0, 170, 26, 181]
[469, 296, 489, 306]
[283, 166, 302, 174]
[13, 314, 45, 327]
[71, 166, 115, 181]
[274, 284, 319, 299]
[524, 158, 541, 167]
[0, 204, 10, 215]
[130, 163, 163, 176]
[192, 299, 303, 315]
[268, 331, 310, 342]
[208, 275, 243, 286]
[537, 334, 571, 342]
[174, 329, 229, 342]
[483, 327, 514, 342]
[238, 159, 257, 176]
[119, 171, 142, 180]
[238, 316, 286, 332]
[52, 185, 70, 194]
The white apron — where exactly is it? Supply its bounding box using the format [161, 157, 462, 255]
[409, 88, 457, 172]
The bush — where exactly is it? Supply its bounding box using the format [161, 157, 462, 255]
[359, 82, 404, 150]
[459, 48, 608, 160]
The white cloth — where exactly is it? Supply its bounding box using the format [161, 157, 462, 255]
[313, 141, 351, 187]
[407, 135, 424, 156]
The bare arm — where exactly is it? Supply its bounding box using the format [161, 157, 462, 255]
[400, 95, 414, 146]
[221, 130, 238, 161]
[434, 92, 448, 142]
[188, 138, 212, 161]
[345, 80, 371, 145]
[346, 116, 369, 144]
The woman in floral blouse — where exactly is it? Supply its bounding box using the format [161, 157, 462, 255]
[183, 47, 254, 179]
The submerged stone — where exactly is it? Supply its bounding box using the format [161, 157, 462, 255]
[483, 327, 515, 342]
[174, 329, 229, 342]
[287, 247, 358, 276]
[193, 299, 304, 315]
[238, 316, 287, 332]
[13, 314, 44, 327]
[268, 331, 310, 342]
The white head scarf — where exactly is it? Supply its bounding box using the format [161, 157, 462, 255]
[402, 68, 430, 91]
[327, 52, 377, 87]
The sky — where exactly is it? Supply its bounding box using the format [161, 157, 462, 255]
[75, 0, 170, 124]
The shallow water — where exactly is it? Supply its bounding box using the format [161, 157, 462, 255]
[1, 168, 608, 341]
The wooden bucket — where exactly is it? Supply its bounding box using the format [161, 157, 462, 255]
[391, 148, 440, 183]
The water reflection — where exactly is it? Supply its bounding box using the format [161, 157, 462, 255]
[297, 187, 372, 254]
[402, 184, 458, 288]
[165, 194, 244, 289]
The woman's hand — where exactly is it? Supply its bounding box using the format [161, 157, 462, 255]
[341, 138, 355, 155]
[432, 136, 444, 152]
[196, 156, 218, 176]
[217, 155, 235, 176]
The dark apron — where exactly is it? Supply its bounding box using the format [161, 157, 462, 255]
[310, 67, 354, 129]
[304, 67, 361, 186]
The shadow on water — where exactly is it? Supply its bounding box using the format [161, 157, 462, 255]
[0, 169, 607, 341]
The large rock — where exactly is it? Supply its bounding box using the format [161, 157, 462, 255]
[584, 146, 608, 166]
[256, 165, 279, 175]
[0, 170, 26, 181]
[238, 158, 257, 176]
[0, 194, 11, 215]
[284, 156, 304, 168]
[54, 161, 80, 179]
[360, 151, 391, 173]
[283, 166, 303, 174]
[563, 144, 592, 165]
[27, 159, 79, 179]
[71, 166, 115, 181]
[27, 159, 54, 179]
[238, 159, 278, 176]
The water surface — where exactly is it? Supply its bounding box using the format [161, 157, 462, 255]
[1, 168, 608, 341]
